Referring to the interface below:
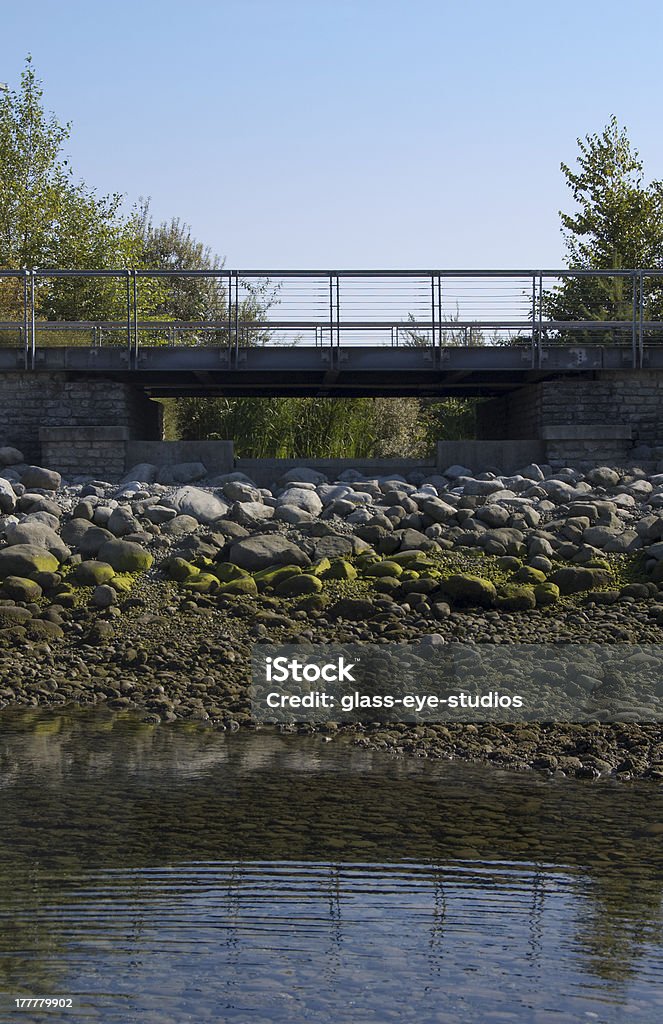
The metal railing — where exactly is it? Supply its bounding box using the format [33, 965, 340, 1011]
[2, 268, 663, 369]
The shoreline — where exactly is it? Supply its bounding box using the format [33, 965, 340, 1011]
[2, 454, 663, 781]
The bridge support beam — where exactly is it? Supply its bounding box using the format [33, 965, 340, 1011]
[0, 373, 162, 475]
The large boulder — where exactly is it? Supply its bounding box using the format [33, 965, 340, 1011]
[165, 486, 229, 524]
[0, 477, 16, 514]
[97, 539, 153, 573]
[5, 522, 70, 561]
[439, 574, 496, 607]
[122, 463, 158, 484]
[0, 446, 24, 467]
[158, 462, 208, 485]
[107, 506, 140, 537]
[549, 566, 613, 594]
[276, 486, 323, 516]
[228, 534, 311, 571]
[0, 544, 60, 578]
[20, 465, 61, 491]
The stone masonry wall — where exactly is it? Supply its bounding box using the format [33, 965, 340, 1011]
[476, 372, 663, 462]
[0, 373, 162, 469]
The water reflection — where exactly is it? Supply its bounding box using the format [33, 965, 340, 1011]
[0, 709, 661, 1023]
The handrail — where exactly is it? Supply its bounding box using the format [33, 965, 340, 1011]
[1, 268, 663, 369]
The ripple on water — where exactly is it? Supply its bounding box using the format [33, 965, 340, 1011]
[0, 708, 662, 1024]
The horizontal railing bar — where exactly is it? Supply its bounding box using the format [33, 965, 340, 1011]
[6, 267, 663, 278]
[1, 319, 657, 331]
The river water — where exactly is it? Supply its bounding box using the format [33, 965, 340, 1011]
[0, 709, 661, 1023]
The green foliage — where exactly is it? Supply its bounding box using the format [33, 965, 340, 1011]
[546, 117, 663, 334]
[173, 395, 431, 458]
[0, 57, 128, 323]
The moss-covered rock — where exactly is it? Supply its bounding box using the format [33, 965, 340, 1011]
[253, 564, 302, 590]
[167, 557, 200, 582]
[512, 565, 547, 585]
[213, 562, 251, 583]
[109, 574, 134, 595]
[218, 576, 258, 597]
[495, 583, 536, 610]
[373, 576, 402, 594]
[183, 572, 220, 593]
[439, 573, 497, 607]
[98, 539, 153, 574]
[534, 582, 560, 606]
[275, 574, 323, 597]
[306, 557, 332, 576]
[1, 575, 43, 602]
[0, 544, 59, 579]
[322, 559, 357, 581]
[70, 560, 116, 586]
[363, 559, 403, 578]
[298, 593, 330, 613]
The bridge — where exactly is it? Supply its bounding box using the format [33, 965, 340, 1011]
[1, 268, 663, 476]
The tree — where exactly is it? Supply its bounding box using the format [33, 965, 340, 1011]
[0, 56, 130, 325]
[546, 117, 663, 336]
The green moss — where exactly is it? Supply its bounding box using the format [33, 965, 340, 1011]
[495, 583, 536, 610]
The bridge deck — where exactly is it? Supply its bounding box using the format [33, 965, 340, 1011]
[1, 344, 659, 397]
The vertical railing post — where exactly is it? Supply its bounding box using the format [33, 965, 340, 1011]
[639, 270, 645, 368]
[437, 273, 442, 349]
[125, 270, 132, 358]
[22, 269, 29, 370]
[531, 273, 538, 368]
[538, 273, 543, 367]
[335, 274, 340, 347]
[430, 273, 436, 349]
[132, 270, 139, 363]
[328, 272, 334, 349]
[226, 270, 233, 349]
[234, 272, 239, 357]
[632, 272, 638, 368]
[30, 269, 36, 370]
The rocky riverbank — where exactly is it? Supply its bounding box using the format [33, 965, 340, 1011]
[1, 446, 663, 780]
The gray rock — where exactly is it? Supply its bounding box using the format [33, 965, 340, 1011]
[223, 480, 262, 503]
[143, 505, 178, 525]
[228, 534, 311, 571]
[21, 511, 60, 531]
[519, 463, 545, 482]
[92, 584, 118, 608]
[158, 462, 208, 485]
[231, 501, 275, 525]
[312, 535, 354, 560]
[17, 494, 62, 517]
[276, 486, 323, 515]
[0, 446, 24, 467]
[475, 504, 510, 528]
[21, 465, 61, 491]
[281, 466, 328, 485]
[0, 544, 60, 578]
[122, 463, 158, 484]
[5, 522, 70, 560]
[420, 497, 457, 523]
[107, 506, 140, 537]
[442, 464, 473, 479]
[275, 505, 315, 525]
[0, 478, 16, 514]
[165, 486, 229, 524]
[587, 466, 621, 488]
[160, 514, 201, 537]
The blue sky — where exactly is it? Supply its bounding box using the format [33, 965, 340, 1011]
[2, 0, 663, 269]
